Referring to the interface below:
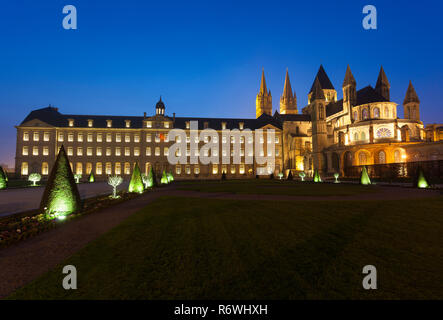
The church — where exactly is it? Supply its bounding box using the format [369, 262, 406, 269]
[14, 65, 443, 180]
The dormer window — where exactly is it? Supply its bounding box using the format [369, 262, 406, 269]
[68, 119, 74, 127]
[125, 120, 131, 128]
[106, 120, 112, 128]
[88, 119, 93, 127]
[186, 122, 190, 129]
[239, 122, 244, 130]
[164, 122, 169, 128]
[221, 122, 227, 130]
[146, 121, 152, 128]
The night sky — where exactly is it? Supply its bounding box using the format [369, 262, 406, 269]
[1, 0, 442, 167]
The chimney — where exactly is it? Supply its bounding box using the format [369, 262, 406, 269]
[173, 112, 176, 122]
[143, 112, 147, 118]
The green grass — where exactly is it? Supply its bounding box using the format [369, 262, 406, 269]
[178, 179, 378, 196]
[9, 196, 443, 300]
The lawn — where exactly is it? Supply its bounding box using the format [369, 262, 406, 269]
[177, 179, 378, 196]
[9, 195, 443, 299]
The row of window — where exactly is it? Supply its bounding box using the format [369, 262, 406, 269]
[353, 106, 392, 121]
[20, 161, 249, 176]
[68, 119, 171, 129]
[23, 131, 280, 144]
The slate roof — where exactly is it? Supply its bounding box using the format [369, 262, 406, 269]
[20, 106, 285, 130]
[309, 65, 335, 92]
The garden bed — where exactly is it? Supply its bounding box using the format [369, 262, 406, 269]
[0, 191, 142, 248]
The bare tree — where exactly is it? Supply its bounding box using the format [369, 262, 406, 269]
[108, 175, 123, 198]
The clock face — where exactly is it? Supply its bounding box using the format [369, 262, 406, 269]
[376, 127, 392, 138]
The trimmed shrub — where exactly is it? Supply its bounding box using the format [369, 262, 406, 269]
[88, 172, 95, 183]
[40, 145, 81, 216]
[287, 170, 293, 181]
[413, 166, 429, 188]
[0, 166, 7, 189]
[360, 166, 371, 185]
[128, 162, 145, 193]
[313, 169, 322, 183]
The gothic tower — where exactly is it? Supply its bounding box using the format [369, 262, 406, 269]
[308, 65, 336, 104]
[403, 80, 420, 121]
[256, 69, 272, 118]
[310, 77, 328, 172]
[375, 66, 390, 101]
[342, 65, 357, 120]
[279, 69, 297, 114]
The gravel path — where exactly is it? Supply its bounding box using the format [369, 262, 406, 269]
[0, 184, 440, 298]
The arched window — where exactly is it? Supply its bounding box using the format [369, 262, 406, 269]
[115, 162, 121, 175]
[373, 107, 380, 118]
[385, 106, 389, 118]
[105, 162, 112, 175]
[21, 162, 28, 175]
[359, 152, 368, 165]
[394, 150, 401, 163]
[354, 132, 359, 141]
[76, 162, 83, 175]
[96, 162, 102, 175]
[354, 111, 358, 121]
[319, 105, 324, 120]
[378, 151, 386, 164]
[362, 108, 369, 120]
[42, 162, 49, 175]
[361, 132, 366, 141]
[124, 162, 131, 175]
[145, 162, 151, 175]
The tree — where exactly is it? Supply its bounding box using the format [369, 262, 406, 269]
[40, 145, 81, 216]
[313, 169, 322, 183]
[360, 166, 371, 185]
[298, 171, 305, 181]
[0, 166, 7, 189]
[128, 162, 145, 193]
[334, 172, 340, 183]
[167, 172, 174, 183]
[161, 170, 169, 184]
[413, 166, 429, 188]
[28, 173, 42, 186]
[88, 172, 95, 183]
[74, 174, 82, 184]
[141, 173, 149, 188]
[108, 175, 123, 198]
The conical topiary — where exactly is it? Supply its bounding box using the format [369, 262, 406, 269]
[161, 170, 169, 184]
[413, 166, 429, 188]
[128, 162, 145, 193]
[360, 166, 371, 185]
[88, 171, 95, 183]
[313, 169, 322, 182]
[149, 167, 158, 187]
[40, 145, 81, 216]
[167, 172, 174, 182]
[221, 171, 227, 181]
[0, 166, 7, 189]
[287, 170, 293, 181]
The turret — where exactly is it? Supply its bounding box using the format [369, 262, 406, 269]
[156, 96, 165, 115]
[403, 81, 420, 121]
[310, 77, 328, 172]
[342, 65, 357, 109]
[256, 69, 272, 118]
[279, 69, 297, 114]
[375, 66, 390, 101]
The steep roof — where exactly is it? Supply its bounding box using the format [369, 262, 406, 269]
[375, 66, 390, 89]
[281, 69, 293, 99]
[342, 65, 356, 87]
[309, 65, 335, 92]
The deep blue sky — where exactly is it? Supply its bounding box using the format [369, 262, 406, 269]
[1, 0, 442, 167]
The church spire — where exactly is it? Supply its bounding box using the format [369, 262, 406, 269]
[280, 69, 297, 114]
[375, 66, 390, 101]
[311, 77, 325, 101]
[259, 68, 268, 95]
[256, 69, 272, 118]
[343, 65, 356, 87]
[404, 80, 420, 104]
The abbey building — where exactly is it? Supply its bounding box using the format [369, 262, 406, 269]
[15, 65, 443, 180]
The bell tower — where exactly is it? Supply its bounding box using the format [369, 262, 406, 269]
[256, 69, 272, 118]
[279, 69, 297, 114]
[403, 81, 420, 121]
[375, 66, 390, 101]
